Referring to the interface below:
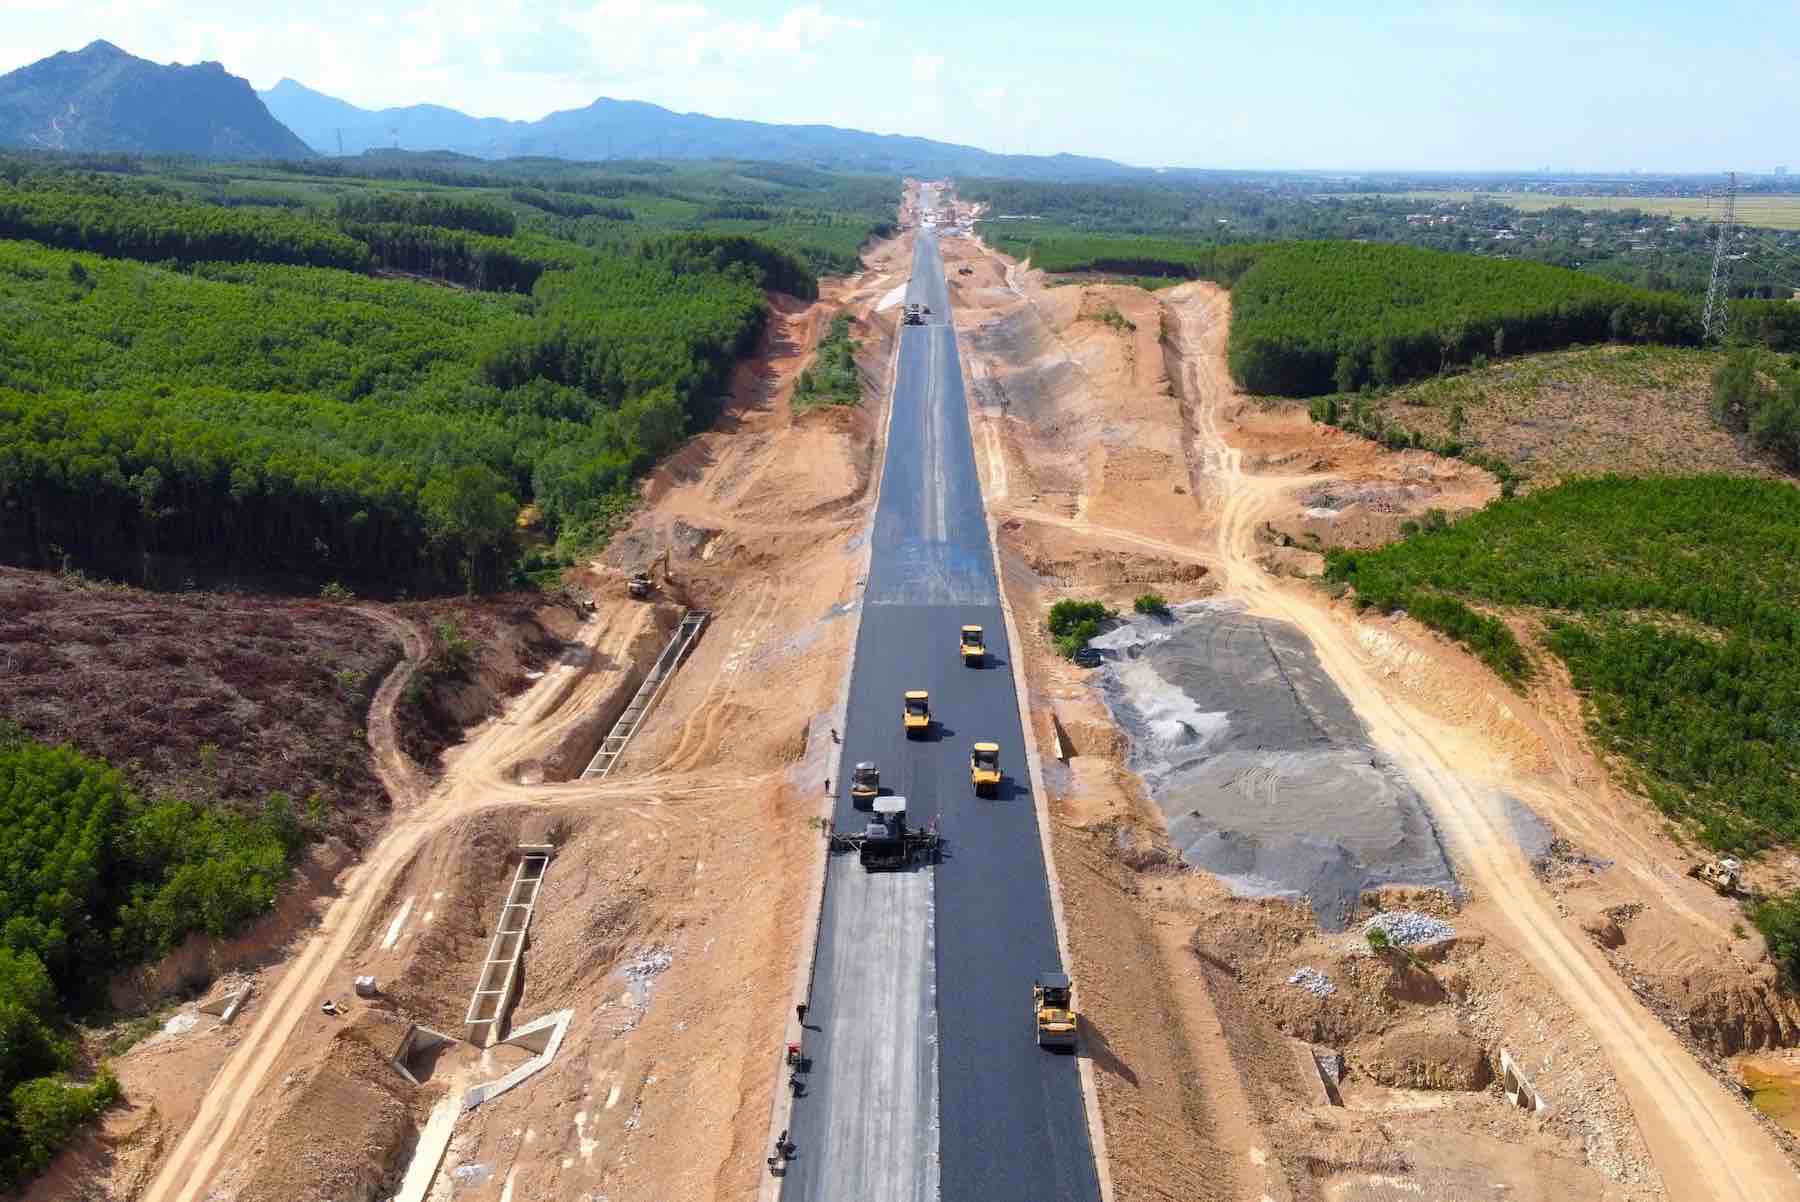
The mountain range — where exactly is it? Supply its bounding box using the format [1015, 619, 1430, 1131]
[0, 40, 1135, 179]
[258, 79, 1132, 179]
[0, 41, 311, 159]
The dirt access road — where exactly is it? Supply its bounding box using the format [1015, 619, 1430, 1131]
[1162, 285, 1798, 1202]
[134, 601, 665, 1202]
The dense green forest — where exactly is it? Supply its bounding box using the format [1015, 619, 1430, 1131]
[0, 236, 775, 593]
[1324, 475, 1800, 852]
[0, 179, 368, 269]
[1226, 242, 1701, 395]
[0, 726, 306, 1186]
[0, 153, 891, 595]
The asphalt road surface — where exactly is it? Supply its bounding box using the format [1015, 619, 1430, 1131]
[783, 219, 1101, 1202]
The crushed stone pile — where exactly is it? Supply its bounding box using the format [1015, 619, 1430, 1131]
[1287, 966, 1336, 997]
[1092, 602, 1459, 930]
[1363, 911, 1456, 946]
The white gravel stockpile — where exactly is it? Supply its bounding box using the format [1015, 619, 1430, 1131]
[1362, 911, 1455, 946]
[1287, 966, 1335, 997]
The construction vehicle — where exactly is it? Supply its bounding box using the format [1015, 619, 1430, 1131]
[903, 690, 932, 737]
[1033, 973, 1077, 1049]
[827, 796, 940, 870]
[970, 742, 1001, 797]
[627, 549, 673, 600]
[850, 761, 881, 805]
[1690, 857, 1745, 896]
[959, 624, 986, 666]
[902, 303, 927, 326]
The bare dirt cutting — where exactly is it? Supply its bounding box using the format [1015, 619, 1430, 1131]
[73, 227, 917, 1202]
[945, 217, 1800, 1201]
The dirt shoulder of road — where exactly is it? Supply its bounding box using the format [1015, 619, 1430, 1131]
[943, 215, 1800, 1202]
[53, 230, 917, 1202]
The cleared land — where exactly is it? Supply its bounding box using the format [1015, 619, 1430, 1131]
[1339, 191, 1800, 230]
[1355, 344, 1778, 485]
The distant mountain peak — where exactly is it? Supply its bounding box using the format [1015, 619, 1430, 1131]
[0, 41, 314, 159]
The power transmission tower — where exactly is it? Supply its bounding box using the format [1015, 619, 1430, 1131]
[1701, 171, 1738, 342]
[335, 128, 343, 157]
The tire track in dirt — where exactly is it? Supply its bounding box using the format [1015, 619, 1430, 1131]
[1164, 284, 1797, 1202]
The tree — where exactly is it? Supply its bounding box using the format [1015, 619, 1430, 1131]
[421, 466, 517, 593]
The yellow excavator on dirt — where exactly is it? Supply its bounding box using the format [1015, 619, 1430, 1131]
[970, 742, 1001, 797]
[903, 691, 932, 738]
[959, 624, 985, 666]
[1033, 972, 1077, 1049]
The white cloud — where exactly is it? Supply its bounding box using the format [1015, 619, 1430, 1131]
[911, 52, 943, 85]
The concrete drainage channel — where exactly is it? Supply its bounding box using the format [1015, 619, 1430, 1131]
[582, 608, 709, 779]
[384, 843, 578, 1202]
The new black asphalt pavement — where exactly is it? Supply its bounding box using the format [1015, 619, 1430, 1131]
[783, 221, 1101, 1202]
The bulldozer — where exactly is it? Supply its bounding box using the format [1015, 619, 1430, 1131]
[1690, 857, 1745, 896]
[1033, 972, 1077, 1049]
[959, 624, 986, 667]
[903, 690, 932, 738]
[850, 761, 880, 805]
[970, 742, 1001, 797]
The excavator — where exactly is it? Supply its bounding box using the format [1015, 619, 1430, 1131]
[959, 624, 986, 667]
[628, 549, 673, 600]
[970, 742, 1001, 797]
[1033, 973, 1077, 1049]
[903, 690, 932, 738]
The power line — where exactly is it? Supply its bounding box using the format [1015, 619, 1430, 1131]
[1701, 171, 1737, 341]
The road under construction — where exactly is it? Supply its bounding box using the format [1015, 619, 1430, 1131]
[779, 209, 1102, 1202]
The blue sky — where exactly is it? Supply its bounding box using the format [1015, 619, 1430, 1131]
[3, 1, 1794, 172]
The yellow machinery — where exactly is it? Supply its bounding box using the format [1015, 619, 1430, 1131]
[903, 690, 932, 737]
[1033, 972, 1077, 1049]
[1690, 857, 1744, 896]
[960, 624, 985, 666]
[970, 742, 1001, 797]
[850, 761, 880, 804]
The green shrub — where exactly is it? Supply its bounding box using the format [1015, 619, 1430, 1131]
[1752, 891, 1800, 990]
[1048, 599, 1113, 659]
[793, 313, 861, 409]
[1133, 593, 1170, 616]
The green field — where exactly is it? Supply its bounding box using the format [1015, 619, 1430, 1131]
[1337, 190, 1800, 230]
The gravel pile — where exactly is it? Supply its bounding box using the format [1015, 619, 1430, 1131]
[1287, 966, 1336, 997]
[1363, 911, 1455, 946]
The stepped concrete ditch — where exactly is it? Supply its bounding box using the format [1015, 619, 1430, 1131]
[1090, 600, 1458, 929]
